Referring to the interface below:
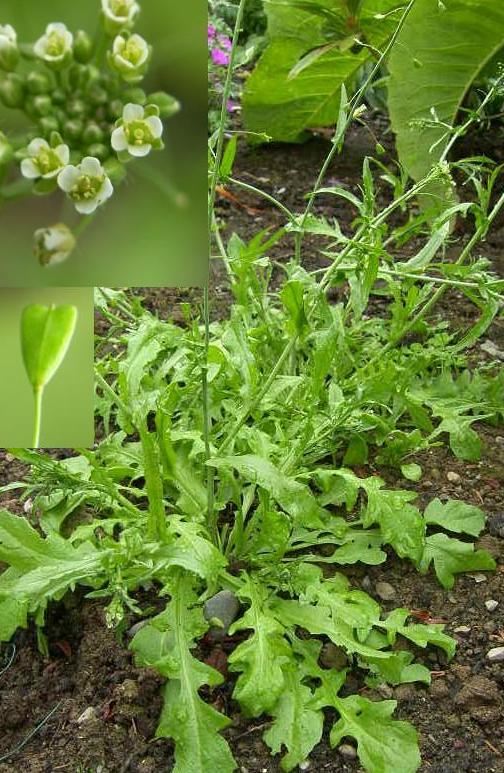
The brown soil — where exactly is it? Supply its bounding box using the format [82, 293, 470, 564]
[1, 116, 503, 772]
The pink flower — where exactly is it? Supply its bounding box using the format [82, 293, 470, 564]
[226, 99, 235, 113]
[218, 34, 232, 50]
[207, 24, 216, 40]
[211, 48, 229, 66]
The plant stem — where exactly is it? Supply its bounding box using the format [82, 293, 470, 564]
[32, 387, 43, 448]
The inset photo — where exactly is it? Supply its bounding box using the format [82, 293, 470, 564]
[0, 0, 206, 287]
[0, 287, 94, 447]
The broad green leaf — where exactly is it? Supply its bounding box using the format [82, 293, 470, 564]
[280, 280, 308, 335]
[243, 0, 403, 142]
[364, 651, 431, 686]
[418, 533, 496, 589]
[388, 0, 504, 181]
[0, 597, 28, 642]
[401, 463, 422, 482]
[21, 304, 77, 389]
[208, 455, 327, 527]
[329, 695, 421, 773]
[264, 666, 323, 771]
[424, 498, 486, 537]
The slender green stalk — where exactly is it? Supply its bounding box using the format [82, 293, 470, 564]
[139, 421, 167, 542]
[227, 176, 296, 222]
[32, 387, 43, 448]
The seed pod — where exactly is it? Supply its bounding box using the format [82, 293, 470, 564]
[0, 73, 25, 108]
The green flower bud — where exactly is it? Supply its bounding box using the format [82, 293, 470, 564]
[0, 25, 19, 72]
[52, 87, 66, 105]
[83, 122, 105, 144]
[86, 142, 110, 161]
[0, 73, 25, 108]
[103, 156, 126, 185]
[34, 223, 76, 267]
[0, 130, 14, 166]
[26, 71, 52, 95]
[147, 91, 180, 119]
[108, 33, 150, 83]
[123, 86, 145, 105]
[63, 119, 84, 142]
[32, 94, 53, 117]
[67, 98, 87, 118]
[87, 84, 108, 106]
[39, 116, 61, 136]
[108, 99, 124, 120]
[73, 30, 93, 64]
[68, 64, 92, 90]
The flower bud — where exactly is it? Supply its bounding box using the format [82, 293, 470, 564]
[147, 91, 180, 119]
[0, 25, 19, 72]
[0, 73, 25, 108]
[34, 23, 73, 69]
[103, 157, 126, 184]
[38, 116, 61, 136]
[68, 63, 92, 90]
[63, 119, 84, 141]
[86, 142, 110, 161]
[67, 98, 87, 118]
[87, 84, 108, 106]
[26, 70, 52, 95]
[107, 99, 124, 120]
[34, 223, 76, 267]
[101, 0, 140, 35]
[83, 122, 105, 144]
[32, 94, 53, 117]
[123, 86, 146, 105]
[0, 131, 14, 166]
[108, 33, 150, 83]
[73, 30, 93, 63]
[52, 87, 66, 105]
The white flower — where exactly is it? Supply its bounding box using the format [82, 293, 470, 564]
[102, 0, 140, 32]
[0, 24, 19, 71]
[21, 138, 70, 180]
[109, 33, 150, 82]
[57, 156, 114, 214]
[34, 23, 73, 64]
[34, 223, 76, 267]
[111, 103, 163, 158]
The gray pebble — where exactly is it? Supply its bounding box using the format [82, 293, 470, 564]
[338, 743, 357, 759]
[446, 471, 461, 483]
[375, 581, 396, 601]
[487, 646, 504, 663]
[76, 706, 98, 724]
[485, 599, 499, 612]
[204, 590, 240, 640]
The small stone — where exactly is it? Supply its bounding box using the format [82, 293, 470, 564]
[430, 468, 441, 481]
[453, 625, 471, 634]
[485, 600, 499, 612]
[361, 575, 372, 591]
[487, 513, 504, 538]
[480, 340, 504, 360]
[203, 590, 240, 641]
[394, 684, 416, 701]
[127, 620, 149, 640]
[118, 679, 139, 701]
[375, 581, 396, 601]
[430, 680, 449, 700]
[469, 573, 488, 583]
[446, 471, 461, 483]
[476, 535, 501, 560]
[487, 646, 504, 663]
[23, 498, 33, 514]
[377, 683, 394, 699]
[455, 676, 500, 710]
[338, 743, 357, 759]
[76, 706, 97, 724]
[299, 762, 311, 771]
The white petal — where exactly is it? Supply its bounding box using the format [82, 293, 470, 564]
[75, 198, 98, 215]
[57, 165, 80, 192]
[80, 157, 103, 177]
[113, 35, 125, 54]
[55, 145, 70, 165]
[47, 22, 67, 35]
[111, 127, 128, 152]
[21, 158, 40, 179]
[42, 168, 61, 179]
[27, 137, 48, 156]
[45, 231, 65, 251]
[128, 143, 151, 157]
[0, 25, 16, 43]
[33, 38, 47, 57]
[98, 177, 114, 203]
[123, 103, 144, 122]
[146, 116, 163, 139]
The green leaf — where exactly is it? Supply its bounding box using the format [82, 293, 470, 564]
[418, 533, 496, 589]
[0, 597, 28, 642]
[130, 575, 236, 773]
[381, 608, 456, 659]
[220, 134, 237, 178]
[424, 498, 486, 537]
[21, 304, 77, 390]
[388, 0, 504, 181]
[401, 463, 422, 482]
[208, 455, 327, 527]
[280, 280, 308, 335]
[363, 478, 425, 562]
[329, 695, 421, 773]
[243, 0, 402, 142]
[263, 665, 323, 771]
[229, 579, 292, 716]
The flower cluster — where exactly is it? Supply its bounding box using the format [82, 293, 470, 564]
[0, 2, 180, 265]
[208, 18, 238, 132]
